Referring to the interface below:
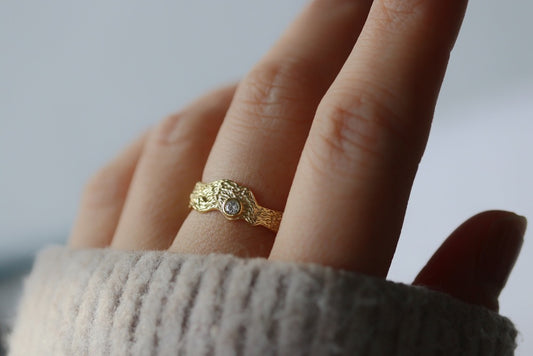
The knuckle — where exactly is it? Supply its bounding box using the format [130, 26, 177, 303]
[377, 0, 426, 30]
[313, 89, 411, 173]
[150, 112, 206, 158]
[233, 59, 316, 132]
[244, 59, 312, 105]
[153, 112, 187, 147]
[381, 0, 425, 16]
[154, 85, 236, 147]
[83, 164, 129, 207]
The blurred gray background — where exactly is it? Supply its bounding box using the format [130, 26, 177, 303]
[1, 0, 532, 354]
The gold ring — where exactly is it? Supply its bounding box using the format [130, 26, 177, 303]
[189, 179, 283, 232]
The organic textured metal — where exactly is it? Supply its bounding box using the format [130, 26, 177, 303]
[189, 179, 282, 232]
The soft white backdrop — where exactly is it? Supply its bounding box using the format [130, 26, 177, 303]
[1, 0, 532, 353]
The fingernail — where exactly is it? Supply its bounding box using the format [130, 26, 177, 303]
[481, 214, 526, 294]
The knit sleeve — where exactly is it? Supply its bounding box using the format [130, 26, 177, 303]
[8, 247, 516, 356]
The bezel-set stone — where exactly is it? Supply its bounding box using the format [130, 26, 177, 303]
[223, 198, 242, 217]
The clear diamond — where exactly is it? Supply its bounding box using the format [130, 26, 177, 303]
[223, 198, 241, 216]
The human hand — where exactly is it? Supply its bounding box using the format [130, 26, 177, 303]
[69, 0, 526, 311]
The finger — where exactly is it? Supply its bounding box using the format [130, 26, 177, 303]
[271, 0, 469, 276]
[111, 85, 236, 250]
[69, 132, 148, 248]
[172, 0, 373, 257]
[413, 211, 526, 312]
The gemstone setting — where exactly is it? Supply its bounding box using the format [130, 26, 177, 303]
[223, 198, 242, 217]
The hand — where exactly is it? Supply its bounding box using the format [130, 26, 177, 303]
[68, 0, 525, 311]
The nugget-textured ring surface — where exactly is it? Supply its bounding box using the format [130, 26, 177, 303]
[189, 179, 282, 232]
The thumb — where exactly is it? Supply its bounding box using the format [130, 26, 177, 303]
[413, 210, 526, 311]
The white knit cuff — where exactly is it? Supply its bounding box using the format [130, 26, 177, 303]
[9, 247, 516, 355]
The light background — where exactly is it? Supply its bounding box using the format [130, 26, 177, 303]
[1, 0, 532, 353]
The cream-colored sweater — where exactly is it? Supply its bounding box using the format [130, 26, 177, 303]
[8, 247, 516, 355]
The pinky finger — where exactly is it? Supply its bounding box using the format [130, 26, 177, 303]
[68, 132, 148, 248]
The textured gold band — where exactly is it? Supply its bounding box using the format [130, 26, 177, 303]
[189, 179, 283, 232]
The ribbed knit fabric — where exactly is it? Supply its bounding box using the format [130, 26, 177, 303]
[9, 247, 516, 356]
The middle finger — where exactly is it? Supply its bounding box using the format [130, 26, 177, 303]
[172, 0, 372, 257]
[271, 0, 469, 276]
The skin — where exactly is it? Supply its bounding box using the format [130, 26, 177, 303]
[69, 0, 526, 312]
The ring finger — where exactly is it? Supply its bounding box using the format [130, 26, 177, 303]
[172, 0, 373, 257]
